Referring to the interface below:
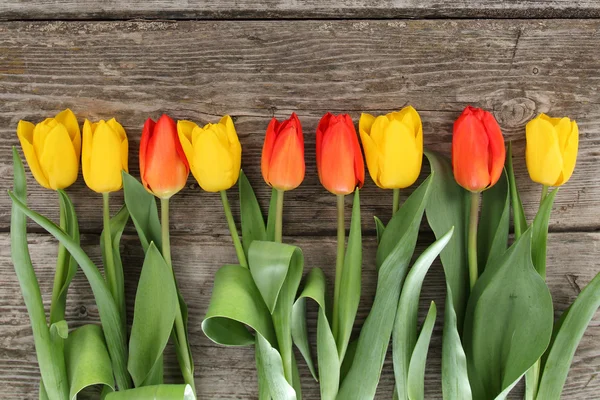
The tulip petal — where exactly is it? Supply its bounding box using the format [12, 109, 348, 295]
[394, 106, 422, 139]
[17, 120, 51, 189]
[525, 118, 563, 186]
[359, 113, 376, 137]
[360, 128, 382, 187]
[191, 127, 236, 192]
[370, 116, 389, 154]
[319, 117, 357, 195]
[268, 126, 305, 190]
[316, 112, 334, 178]
[84, 121, 125, 192]
[33, 119, 57, 162]
[555, 119, 579, 186]
[177, 120, 197, 168]
[54, 109, 81, 160]
[347, 116, 365, 189]
[221, 116, 242, 182]
[453, 112, 491, 191]
[38, 123, 79, 190]
[262, 118, 278, 185]
[82, 120, 93, 190]
[481, 110, 506, 187]
[379, 120, 421, 189]
[139, 118, 156, 188]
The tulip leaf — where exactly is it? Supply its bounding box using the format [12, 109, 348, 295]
[65, 324, 114, 399]
[506, 142, 528, 238]
[423, 151, 472, 400]
[336, 175, 433, 400]
[10, 148, 70, 400]
[531, 189, 558, 279]
[256, 333, 297, 400]
[122, 171, 162, 251]
[9, 191, 132, 390]
[536, 270, 600, 399]
[335, 189, 362, 361]
[407, 301, 437, 400]
[477, 171, 509, 273]
[239, 170, 267, 256]
[128, 243, 178, 387]
[202, 264, 276, 346]
[291, 268, 340, 399]
[104, 384, 195, 400]
[463, 229, 554, 400]
[393, 228, 453, 400]
[374, 216, 385, 245]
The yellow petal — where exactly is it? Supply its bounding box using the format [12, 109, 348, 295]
[82, 120, 93, 190]
[191, 127, 235, 192]
[393, 106, 422, 138]
[359, 113, 376, 137]
[525, 117, 563, 186]
[33, 119, 57, 161]
[359, 128, 382, 187]
[177, 120, 196, 168]
[84, 121, 123, 192]
[17, 120, 51, 189]
[38, 124, 79, 190]
[221, 116, 242, 181]
[379, 120, 421, 189]
[369, 115, 389, 150]
[105, 118, 128, 172]
[555, 120, 579, 186]
[106, 118, 127, 141]
[54, 109, 81, 160]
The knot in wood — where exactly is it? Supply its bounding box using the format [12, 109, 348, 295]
[496, 97, 537, 128]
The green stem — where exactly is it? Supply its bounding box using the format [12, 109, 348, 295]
[161, 198, 196, 395]
[540, 185, 549, 208]
[468, 192, 480, 290]
[392, 188, 400, 215]
[49, 195, 68, 324]
[275, 190, 284, 243]
[102, 193, 119, 306]
[332, 194, 345, 340]
[220, 190, 248, 268]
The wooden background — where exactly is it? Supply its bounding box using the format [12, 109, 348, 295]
[1, 1, 599, 399]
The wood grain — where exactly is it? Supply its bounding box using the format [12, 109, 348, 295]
[1, 0, 600, 20]
[1, 20, 600, 236]
[0, 231, 598, 399]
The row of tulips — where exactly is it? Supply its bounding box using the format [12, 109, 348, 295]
[10, 103, 594, 400]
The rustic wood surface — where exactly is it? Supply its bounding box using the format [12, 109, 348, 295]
[0, 5, 599, 400]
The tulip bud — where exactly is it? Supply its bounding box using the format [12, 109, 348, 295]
[526, 114, 578, 187]
[261, 113, 305, 191]
[359, 106, 423, 189]
[16, 109, 81, 190]
[177, 115, 241, 192]
[140, 115, 190, 199]
[82, 118, 129, 193]
[452, 106, 505, 192]
[316, 113, 365, 195]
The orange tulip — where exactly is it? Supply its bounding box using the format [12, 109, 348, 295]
[316, 113, 365, 195]
[452, 106, 506, 192]
[140, 114, 189, 199]
[261, 113, 305, 191]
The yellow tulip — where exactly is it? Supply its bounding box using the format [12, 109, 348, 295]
[16, 109, 81, 190]
[82, 118, 129, 193]
[177, 115, 242, 192]
[526, 114, 579, 186]
[359, 106, 423, 189]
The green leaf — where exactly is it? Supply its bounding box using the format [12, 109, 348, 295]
[463, 229, 554, 400]
[9, 191, 132, 390]
[104, 384, 195, 400]
[423, 151, 471, 400]
[202, 264, 276, 346]
[65, 324, 114, 399]
[101, 205, 130, 330]
[536, 271, 600, 399]
[506, 142, 528, 238]
[122, 171, 162, 251]
[336, 175, 433, 400]
[256, 333, 297, 400]
[291, 268, 339, 400]
[50, 320, 69, 340]
[239, 170, 267, 255]
[266, 188, 278, 242]
[407, 302, 437, 400]
[335, 189, 362, 361]
[128, 243, 178, 387]
[374, 216, 385, 245]
[477, 171, 509, 272]
[531, 189, 558, 279]
[10, 148, 69, 400]
[393, 228, 453, 400]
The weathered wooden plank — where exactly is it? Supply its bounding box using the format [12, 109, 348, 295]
[0, 231, 598, 398]
[1, 0, 600, 20]
[1, 20, 599, 236]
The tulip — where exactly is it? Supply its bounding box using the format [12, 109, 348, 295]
[359, 106, 423, 190]
[82, 118, 129, 193]
[140, 115, 190, 199]
[316, 113, 365, 195]
[526, 114, 579, 187]
[16, 109, 81, 190]
[261, 113, 305, 191]
[452, 106, 506, 192]
[177, 115, 241, 192]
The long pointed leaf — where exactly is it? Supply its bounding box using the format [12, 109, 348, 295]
[256, 333, 297, 400]
[531, 189, 558, 279]
[506, 142, 528, 238]
[407, 302, 437, 400]
[122, 171, 162, 251]
[478, 171, 509, 272]
[239, 170, 267, 255]
[105, 384, 195, 400]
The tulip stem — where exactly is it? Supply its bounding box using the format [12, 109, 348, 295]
[468, 191, 480, 291]
[102, 193, 120, 314]
[161, 198, 196, 395]
[540, 185, 549, 207]
[392, 188, 400, 215]
[332, 194, 345, 340]
[275, 190, 284, 243]
[220, 190, 248, 268]
[49, 195, 69, 324]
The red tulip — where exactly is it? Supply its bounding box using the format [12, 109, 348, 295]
[140, 114, 190, 199]
[316, 113, 365, 195]
[452, 106, 506, 192]
[261, 113, 305, 191]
